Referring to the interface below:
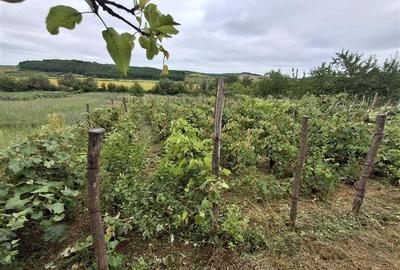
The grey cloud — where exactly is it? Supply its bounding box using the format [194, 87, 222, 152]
[0, 0, 399, 74]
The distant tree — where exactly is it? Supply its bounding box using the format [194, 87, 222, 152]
[256, 70, 291, 97]
[129, 82, 144, 96]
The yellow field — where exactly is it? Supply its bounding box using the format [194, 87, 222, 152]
[0, 66, 18, 73]
[48, 77, 156, 90]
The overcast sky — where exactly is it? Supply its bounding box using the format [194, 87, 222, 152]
[0, 0, 399, 74]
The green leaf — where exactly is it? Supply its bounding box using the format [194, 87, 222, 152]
[31, 211, 44, 220]
[154, 25, 179, 35]
[8, 159, 22, 173]
[5, 194, 31, 210]
[46, 5, 82, 35]
[53, 214, 65, 222]
[102, 28, 135, 76]
[32, 186, 50, 194]
[43, 224, 68, 242]
[61, 187, 80, 197]
[108, 253, 124, 268]
[49, 202, 65, 214]
[44, 160, 55, 168]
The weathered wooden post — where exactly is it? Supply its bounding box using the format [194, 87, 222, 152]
[122, 97, 127, 113]
[86, 104, 90, 126]
[289, 116, 309, 225]
[111, 99, 114, 108]
[371, 92, 379, 108]
[87, 128, 109, 270]
[211, 78, 225, 229]
[352, 114, 387, 215]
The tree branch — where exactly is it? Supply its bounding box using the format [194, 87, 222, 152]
[95, 0, 147, 35]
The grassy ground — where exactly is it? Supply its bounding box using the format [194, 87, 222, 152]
[0, 92, 127, 150]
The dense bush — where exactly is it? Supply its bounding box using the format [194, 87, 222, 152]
[150, 79, 188, 95]
[0, 75, 56, 92]
[0, 125, 85, 265]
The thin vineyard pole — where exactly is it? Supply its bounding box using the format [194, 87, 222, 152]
[289, 116, 309, 225]
[211, 78, 225, 229]
[122, 97, 128, 113]
[86, 104, 90, 127]
[87, 128, 109, 270]
[371, 92, 379, 108]
[352, 114, 387, 215]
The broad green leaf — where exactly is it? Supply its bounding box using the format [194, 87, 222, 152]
[144, 3, 160, 28]
[21, 144, 37, 156]
[49, 202, 65, 214]
[46, 5, 82, 35]
[102, 28, 135, 76]
[31, 186, 49, 194]
[138, 36, 150, 49]
[108, 253, 125, 268]
[8, 159, 22, 173]
[61, 187, 79, 197]
[44, 160, 55, 168]
[53, 213, 65, 222]
[31, 211, 44, 220]
[154, 25, 179, 35]
[43, 224, 68, 242]
[5, 194, 31, 210]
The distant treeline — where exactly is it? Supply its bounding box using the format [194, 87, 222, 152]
[227, 50, 400, 99]
[19, 59, 186, 81]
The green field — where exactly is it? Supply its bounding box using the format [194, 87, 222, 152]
[0, 92, 127, 149]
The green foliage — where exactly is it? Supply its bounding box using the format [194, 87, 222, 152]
[0, 75, 56, 92]
[43, 1, 179, 76]
[19, 60, 187, 81]
[150, 78, 188, 95]
[102, 28, 135, 76]
[0, 128, 84, 266]
[46, 5, 82, 35]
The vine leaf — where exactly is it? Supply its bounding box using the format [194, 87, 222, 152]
[102, 27, 135, 76]
[46, 5, 82, 35]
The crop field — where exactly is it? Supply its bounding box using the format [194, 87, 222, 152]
[0, 92, 127, 149]
[48, 77, 157, 90]
[1, 93, 399, 269]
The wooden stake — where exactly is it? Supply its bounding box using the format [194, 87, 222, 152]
[211, 78, 225, 228]
[289, 116, 309, 225]
[352, 114, 387, 215]
[86, 104, 90, 127]
[111, 99, 114, 107]
[87, 128, 109, 270]
[122, 97, 127, 113]
[371, 92, 379, 108]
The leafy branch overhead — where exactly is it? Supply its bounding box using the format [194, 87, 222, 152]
[3, 0, 179, 76]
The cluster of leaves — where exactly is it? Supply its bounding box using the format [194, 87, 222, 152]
[44, 0, 179, 76]
[55, 213, 133, 269]
[0, 127, 85, 266]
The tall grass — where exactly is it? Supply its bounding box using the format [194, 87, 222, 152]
[0, 92, 127, 149]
